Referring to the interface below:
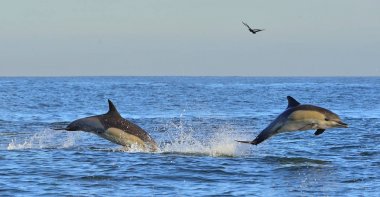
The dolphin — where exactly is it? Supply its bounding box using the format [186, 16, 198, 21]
[237, 96, 348, 145]
[64, 100, 158, 152]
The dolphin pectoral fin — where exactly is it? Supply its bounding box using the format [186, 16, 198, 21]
[314, 129, 325, 135]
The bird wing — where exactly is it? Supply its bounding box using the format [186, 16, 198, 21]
[242, 21, 251, 29]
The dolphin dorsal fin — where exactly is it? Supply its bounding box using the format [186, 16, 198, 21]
[286, 96, 300, 109]
[106, 99, 122, 118]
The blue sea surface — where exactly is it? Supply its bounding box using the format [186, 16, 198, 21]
[0, 77, 379, 196]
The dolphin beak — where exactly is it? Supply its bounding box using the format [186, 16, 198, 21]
[336, 121, 348, 128]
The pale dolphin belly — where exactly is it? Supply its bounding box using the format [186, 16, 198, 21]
[97, 127, 148, 150]
[277, 120, 319, 133]
[277, 110, 324, 132]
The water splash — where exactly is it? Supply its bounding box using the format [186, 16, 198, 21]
[113, 143, 158, 153]
[7, 129, 80, 150]
[159, 120, 251, 157]
[6, 121, 252, 157]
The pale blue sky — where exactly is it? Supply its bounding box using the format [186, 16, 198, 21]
[0, 0, 379, 76]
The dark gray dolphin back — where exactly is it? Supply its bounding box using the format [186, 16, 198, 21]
[99, 100, 157, 145]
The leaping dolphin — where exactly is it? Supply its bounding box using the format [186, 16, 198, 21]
[237, 96, 348, 145]
[64, 100, 158, 152]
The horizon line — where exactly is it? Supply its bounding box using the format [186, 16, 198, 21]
[0, 75, 379, 78]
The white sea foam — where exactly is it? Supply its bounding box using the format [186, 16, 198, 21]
[114, 142, 156, 153]
[7, 129, 80, 150]
[159, 121, 251, 157]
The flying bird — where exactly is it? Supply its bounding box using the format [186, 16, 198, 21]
[242, 21, 264, 34]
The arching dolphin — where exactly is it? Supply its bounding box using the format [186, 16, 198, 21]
[65, 100, 158, 152]
[237, 96, 348, 145]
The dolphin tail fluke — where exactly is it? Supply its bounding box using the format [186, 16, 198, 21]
[50, 124, 75, 131]
[49, 122, 71, 131]
[51, 127, 67, 131]
[236, 140, 251, 144]
[236, 140, 258, 145]
[236, 133, 269, 145]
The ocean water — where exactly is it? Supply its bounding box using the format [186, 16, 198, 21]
[0, 77, 379, 196]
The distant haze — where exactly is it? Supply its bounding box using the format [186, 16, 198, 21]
[0, 0, 379, 76]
